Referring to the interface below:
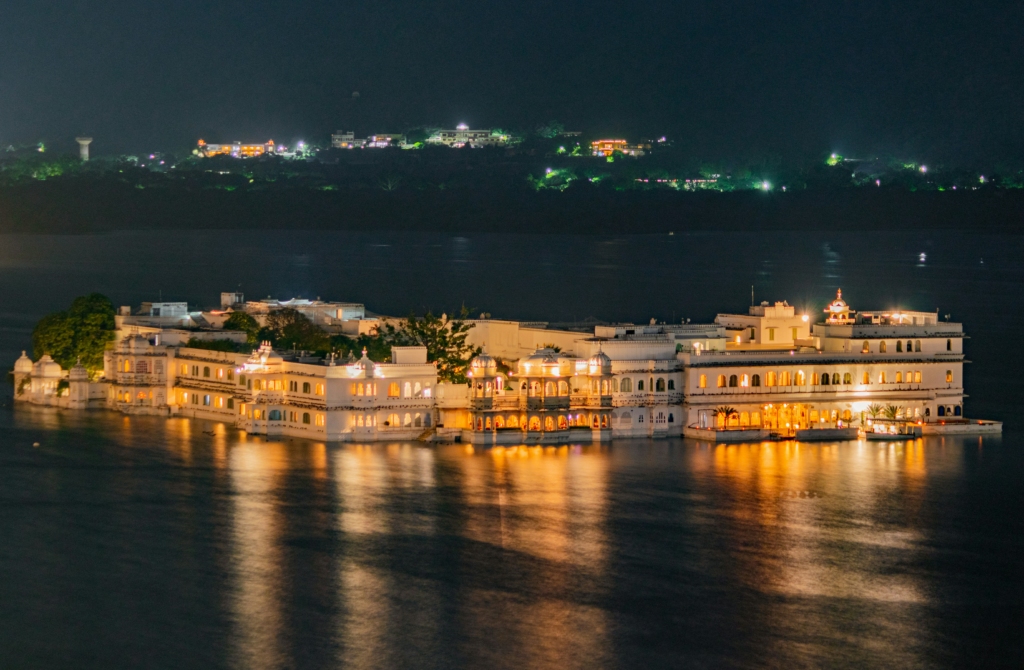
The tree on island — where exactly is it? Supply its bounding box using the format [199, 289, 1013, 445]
[375, 308, 481, 383]
[223, 311, 261, 345]
[31, 293, 116, 374]
[261, 308, 330, 352]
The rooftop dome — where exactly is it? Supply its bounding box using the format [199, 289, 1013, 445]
[587, 350, 612, 374]
[34, 354, 63, 378]
[349, 348, 376, 378]
[13, 351, 32, 374]
[825, 288, 854, 322]
[69, 359, 89, 380]
[468, 353, 497, 377]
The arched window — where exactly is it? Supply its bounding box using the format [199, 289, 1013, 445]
[938, 406, 945, 417]
[896, 341, 903, 352]
[879, 342, 887, 353]
[611, 378, 619, 392]
[545, 381, 555, 396]
[601, 415, 609, 428]
[954, 406, 962, 416]
[529, 416, 541, 430]
[924, 407, 930, 416]
[592, 415, 600, 428]
[946, 370, 953, 383]
[780, 371, 791, 386]
[698, 375, 706, 389]
[795, 371, 805, 385]
[915, 340, 922, 352]
[751, 374, 761, 387]
[820, 372, 830, 385]
[559, 380, 569, 395]
[202, 366, 210, 377]
[507, 415, 519, 428]
[415, 414, 423, 427]
[303, 412, 311, 424]
[831, 372, 840, 384]
[947, 339, 952, 351]
[716, 375, 725, 388]
[728, 375, 738, 387]
[879, 371, 887, 384]
[154, 362, 163, 375]
[404, 382, 412, 397]
[863, 372, 870, 384]
[896, 371, 902, 383]
[767, 371, 777, 386]
[269, 410, 281, 421]
[656, 378, 666, 392]
[668, 380, 675, 390]
[862, 341, 870, 353]
[414, 382, 422, 395]
[621, 377, 632, 392]
[906, 340, 913, 352]
[638, 380, 645, 391]
[404, 413, 412, 427]
[668, 413, 674, 423]
[843, 373, 851, 384]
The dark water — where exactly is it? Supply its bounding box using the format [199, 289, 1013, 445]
[1, 230, 1023, 668]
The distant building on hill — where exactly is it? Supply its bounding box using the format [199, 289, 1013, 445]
[591, 139, 649, 157]
[331, 131, 405, 149]
[196, 139, 279, 158]
[426, 124, 509, 148]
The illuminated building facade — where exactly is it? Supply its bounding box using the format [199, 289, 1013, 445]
[591, 139, 649, 157]
[97, 338, 437, 441]
[426, 124, 508, 147]
[681, 290, 992, 440]
[197, 139, 279, 158]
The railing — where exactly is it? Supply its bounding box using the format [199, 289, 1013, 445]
[690, 384, 926, 396]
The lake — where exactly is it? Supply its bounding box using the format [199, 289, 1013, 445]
[0, 229, 1022, 668]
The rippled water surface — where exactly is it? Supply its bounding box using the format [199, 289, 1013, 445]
[1, 230, 1023, 668]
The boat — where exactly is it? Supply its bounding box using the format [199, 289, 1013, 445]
[863, 420, 922, 441]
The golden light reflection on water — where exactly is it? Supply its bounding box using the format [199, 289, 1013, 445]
[228, 441, 289, 670]
[133, 424, 988, 669]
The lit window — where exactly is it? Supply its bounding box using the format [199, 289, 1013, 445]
[716, 375, 725, 388]
[946, 370, 953, 383]
[315, 414, 325, 426]
[699, 374, 707, 388]
[388, 382, 400, 397]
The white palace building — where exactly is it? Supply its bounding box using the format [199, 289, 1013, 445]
[12, 290, 1001, 443]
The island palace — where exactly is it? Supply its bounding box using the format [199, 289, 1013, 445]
[13, 290, 1001, 443]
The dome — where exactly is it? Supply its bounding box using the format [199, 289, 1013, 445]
[69, 360, 89, 380]
[34, 354, 63, 378]
[350, 348, 376, 378]
[824, 289, 854, 322]
[13, 351, 32, 374]
[468, 353, 497, 377]
[588, 350, 612, 375]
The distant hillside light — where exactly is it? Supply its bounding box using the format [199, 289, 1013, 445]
[920, 165, 928, 173]
[761, 181, 771, 191]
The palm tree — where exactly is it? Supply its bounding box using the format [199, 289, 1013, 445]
[715, 406, 738, 428]
[866, 403, 883, 420]
[883, 404, 903, 421]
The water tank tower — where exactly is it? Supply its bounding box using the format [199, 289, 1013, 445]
[75, 137, 93, 161]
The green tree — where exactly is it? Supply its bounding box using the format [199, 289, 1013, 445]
[223, 311, 261, 345]
[262, 308, 331, 352]
[376, 308, 481, 383]
[31, 293, 115, 374]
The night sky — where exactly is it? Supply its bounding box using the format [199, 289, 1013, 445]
[1, 0, 1021, 161]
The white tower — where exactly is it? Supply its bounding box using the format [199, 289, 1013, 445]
[75, 137, 93, 161]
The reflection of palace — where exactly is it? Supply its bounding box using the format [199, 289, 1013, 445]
[12, 289, 1001, 441]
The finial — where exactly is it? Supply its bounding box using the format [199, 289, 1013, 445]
[361, 347, 368, 357]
